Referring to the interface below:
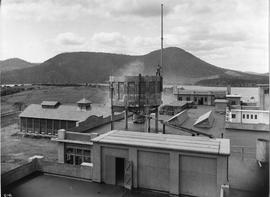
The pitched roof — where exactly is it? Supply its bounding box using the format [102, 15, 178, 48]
[77, 98, 92, 104]
[19, 104, 109, 122]
[92, 130, 230, 155]
[193, 110, 213, 126]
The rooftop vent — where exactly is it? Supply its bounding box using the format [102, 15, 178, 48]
[41, 101, 60, 109]
[193, 110, 214, 128]
[77, 98, 92, 111]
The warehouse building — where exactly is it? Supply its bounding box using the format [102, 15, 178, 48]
[92, 130, 230, 197]
[19, 98, 111, 136]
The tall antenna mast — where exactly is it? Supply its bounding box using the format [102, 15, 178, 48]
[160, 4, 164, 74]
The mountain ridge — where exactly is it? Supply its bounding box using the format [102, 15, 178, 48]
[1, 47, 268, 86]
[0, 58, 39, 72]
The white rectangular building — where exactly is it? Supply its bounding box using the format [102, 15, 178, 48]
[92, 130, 230, 197]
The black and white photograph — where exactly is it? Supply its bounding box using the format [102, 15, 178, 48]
[0, 0, 269, 196]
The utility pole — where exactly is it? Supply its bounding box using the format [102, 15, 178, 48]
[160, 4, 164, 73]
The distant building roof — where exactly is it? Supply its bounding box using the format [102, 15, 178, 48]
[162, 101, 192, 107]
[257, 84, 269, 87]
[19, 104, 109, 122]
[214, 99, 228, 103]
[77, 98, 92, 104]
[92, 130, 230, 155]
[226, 94, 241, 98]
[174, 90, 226, 96]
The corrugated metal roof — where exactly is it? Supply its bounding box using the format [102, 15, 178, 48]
[92, 130, 230, 155]
[19, 104, 109, 122]
[193, 110, 212, 126]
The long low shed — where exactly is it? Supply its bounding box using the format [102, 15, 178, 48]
[91, 130, 230, 197]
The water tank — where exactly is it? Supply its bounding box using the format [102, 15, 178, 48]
[256, 138, 269, 163]
[109, 75, 163, 108]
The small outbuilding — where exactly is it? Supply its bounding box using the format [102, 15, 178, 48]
[92, 130, 230, 197]
[226, 94, 241, 106]
[215, 99, 229, 113]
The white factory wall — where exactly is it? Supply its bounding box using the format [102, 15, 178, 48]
[228, 110, 269, 124]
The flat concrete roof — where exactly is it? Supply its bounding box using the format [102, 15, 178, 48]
[92, 130, 230, 155]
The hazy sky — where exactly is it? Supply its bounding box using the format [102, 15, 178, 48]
[0, 0, 268, 73]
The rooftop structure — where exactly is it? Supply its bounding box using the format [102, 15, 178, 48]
[193, 110, 214, 128]
[214, 99, 228, 113]
[226, 94, 241, 106]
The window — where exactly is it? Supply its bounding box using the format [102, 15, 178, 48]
[194, 97, 197, 102]
[128, 82, 136, 99]
[251, 114, 253, 119]
[243, 114, 245, 119]
[247, 114, 249, 119]
[205, 97, 207, 102]
[65, 146, 91, 165]
[255, 115, 257, 119]
[187, 97, 190, 101]
[118, 82, 124, 99]
[178, 96, 182, 101]
[232, 114, 236, 119]
[231, 101, 236, 105]
[264, 88, 269, 95]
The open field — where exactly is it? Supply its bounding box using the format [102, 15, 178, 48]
[1, 85, 109, 114]
[1, 124, 58, 174]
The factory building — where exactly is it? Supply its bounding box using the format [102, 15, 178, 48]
[214, 99, 229, 113]
[225, 85, 270, 131]
[173, 87, 226, 106]
[91, 130, 230, 197]
[19, 98, 111, 136]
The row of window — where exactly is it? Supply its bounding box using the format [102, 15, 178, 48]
[243, 114, 257, 120]
[178, 96, 208, 102]
[65, 147, 91, 165]
[231, 113, 258, 120]
[21, 118, 76, 134]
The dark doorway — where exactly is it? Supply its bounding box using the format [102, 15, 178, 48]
[116, 157, 125, 186]
[199, 97, 204, 105]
